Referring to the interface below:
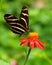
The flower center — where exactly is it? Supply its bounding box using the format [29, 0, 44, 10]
[28, 32, 38, 39]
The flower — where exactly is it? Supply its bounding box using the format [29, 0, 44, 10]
[10, 60, 17, 65]
[35, 1, 44, 9]
[20, 32, 44, 49]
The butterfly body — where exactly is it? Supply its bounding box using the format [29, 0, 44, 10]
[4, 6, 29, 35]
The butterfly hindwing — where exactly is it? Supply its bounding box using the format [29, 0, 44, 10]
[4, 14, 26, 35]
[4, 6, 29, 35]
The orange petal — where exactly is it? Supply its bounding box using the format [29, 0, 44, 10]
[34, 40, 44, 49]
[30, 41, 34, 49]
[20, 38, 28, 45]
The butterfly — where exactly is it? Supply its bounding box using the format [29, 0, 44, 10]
[4, 6, 29, 36]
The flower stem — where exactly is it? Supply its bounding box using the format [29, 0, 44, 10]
[24, 48, 31, 65]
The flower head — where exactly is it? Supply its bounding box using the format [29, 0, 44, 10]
[10, 60, 17, 65]
[20, 32, 44, 49]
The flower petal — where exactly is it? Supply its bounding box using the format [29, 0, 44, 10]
[20, 38, 28, 46]
[34, 40, 44, 49]
[30, 41, 34, 49]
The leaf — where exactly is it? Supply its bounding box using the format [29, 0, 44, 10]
[0, 59, 9, 65]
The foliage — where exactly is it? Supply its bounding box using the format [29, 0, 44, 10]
[0, 0, 52, 65]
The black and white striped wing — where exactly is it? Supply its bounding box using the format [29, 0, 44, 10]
[4, 14, 26, 35]
[4, 6, 29, 35]
[20, 6, 29, 30]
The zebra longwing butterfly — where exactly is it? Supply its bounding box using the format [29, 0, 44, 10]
[4, 6, 29, 36]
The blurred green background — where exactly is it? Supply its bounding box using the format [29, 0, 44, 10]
[0, 0, 52, 65]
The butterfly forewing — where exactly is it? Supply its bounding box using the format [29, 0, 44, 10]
[20, 6, 29, 30]
[4, 6, 29, 35]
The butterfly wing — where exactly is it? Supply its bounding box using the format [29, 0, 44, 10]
[4, 6, 29, 35]
[20, 6, 29, 30]
[4, 14, 26, 35]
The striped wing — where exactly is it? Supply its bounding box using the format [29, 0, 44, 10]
[4, 6, 29, 35]
[4, 14, 26, 35]
[20, 6, 29, 30]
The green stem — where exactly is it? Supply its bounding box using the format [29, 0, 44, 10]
[24, 48, 31, 65]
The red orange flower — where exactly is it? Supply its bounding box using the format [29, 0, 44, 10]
[20, 32, 44, 49]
